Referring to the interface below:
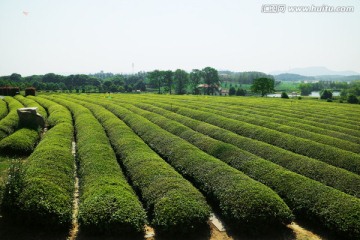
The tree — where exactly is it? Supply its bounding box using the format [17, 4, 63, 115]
[281, 92, 289, 99]
[202, 67, 220, 95]
[163, 70, 173, 94]
[189, 69, 202, 94]
[148, 70, 164, 94]
[10, 73, 22, 82]
[229, 86, 236, 96]
[251, 78, 275, 97]
[299, 83, 312, 96]
[236, 88, 246, 96]
[173, 69, 189, 95]
[347, 94, 359, 104]
[320, 89, 332, 99]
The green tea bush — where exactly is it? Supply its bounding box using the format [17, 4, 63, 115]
[188, 102, 360, 151]
[14, 95, 48, 119]
[126, 103, 360, 239]
[0, 128, 39, 155]
[68, 96, 210, 233]
[0, 99, 7, 120]
[215, 102, 360, 144]
[156, 101, 360, 174]
[2, 97, 75, 228]
[128, 102, 360, 198]
[164, 95, 359, 132]
[46, 96, 147, 234]
[0, 97, 23, 140]
[90, 99, 294, 231]
[102, 98, 360, 198]
[28, 96, 72, 127]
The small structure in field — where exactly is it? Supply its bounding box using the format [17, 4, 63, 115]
[25, 87, 36, 96]
[17, 107, 45, 129]
[0, 87, 20, 96]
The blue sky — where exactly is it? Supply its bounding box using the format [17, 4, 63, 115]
[0, 0, 359, 76]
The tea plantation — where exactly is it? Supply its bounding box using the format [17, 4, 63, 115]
[0, 94, 359, 239]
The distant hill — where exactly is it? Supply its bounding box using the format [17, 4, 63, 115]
[270, 66, 359, 76]
[274, 73, 360, 82]
[275, 73, 315, 81]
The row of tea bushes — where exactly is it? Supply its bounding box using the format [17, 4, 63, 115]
[68, 95, 210, 233]
[195, 95, 360, 124]
[0, 99, 7, 121]
[152, 100, 360, 175]
[2, 97, 74, 228]
[0, 128, 39, 155]
[46, 96, 147, 234]
[195, 99, 360, 144]
[0, 97, 23, 140]
[190, 101, 360, 149]
[125, 101, 360, 198]
[93, 99, 294, 231]
[208, 97, 360, 133]
[14, 95, 48, 119]
[144, 95, 360, 139]
[29, 96, 71, 127]
[123, 102, 360, 239]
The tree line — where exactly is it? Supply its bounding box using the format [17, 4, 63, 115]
[0, 67, 222, 95]
[148, 67, 220, 95]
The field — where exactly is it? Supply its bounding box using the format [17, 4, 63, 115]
[0, 94, 359, 240]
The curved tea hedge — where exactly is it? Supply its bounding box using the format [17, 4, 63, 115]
[2, 97, 74, 228]
[14, 95, 48, 119]
[46, 96, 147, 234]
[68, 96, 210, 233]
[120, 102, 360, 239]
[0, 97, 23, 140]
[0, 128, 39, 155]
[0, 99, 7, 121]
[89, 98, 294, 230]
[149, 100, 360, 175]
[29, 96, 71, 127]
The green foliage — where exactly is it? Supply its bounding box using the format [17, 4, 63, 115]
[299, 83, 312, 96]
[0, 97, 23, 140]
[92, 99, 294, 230]
[189, 69, 202, 94]
[219, 71, 273, 84]
[320, 89, 333, 99]
[2, 160, 25, 211]
[28, 96, 72, 127]
[347, 94, 359, 104]
[251, 78, 275, 96]
[173, 69, 189, 95]
[229, 86, 236, 96]
[0, 128, 39, 155]
[281, 92, 289, 99]
[128, 101, 360, 239]
[46, 96, 146, 234]
[160, 101, 360, 174]
[236, 88, 246, 96]
[202, 67, 220, 95]
[68, 96, 210, 233]
[0, 99, 8, 121]
[14, 95, 48, 118]
[2, 98, 75, 227]
[146, 100, 360, 198]
[148, 70, 165, 94]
